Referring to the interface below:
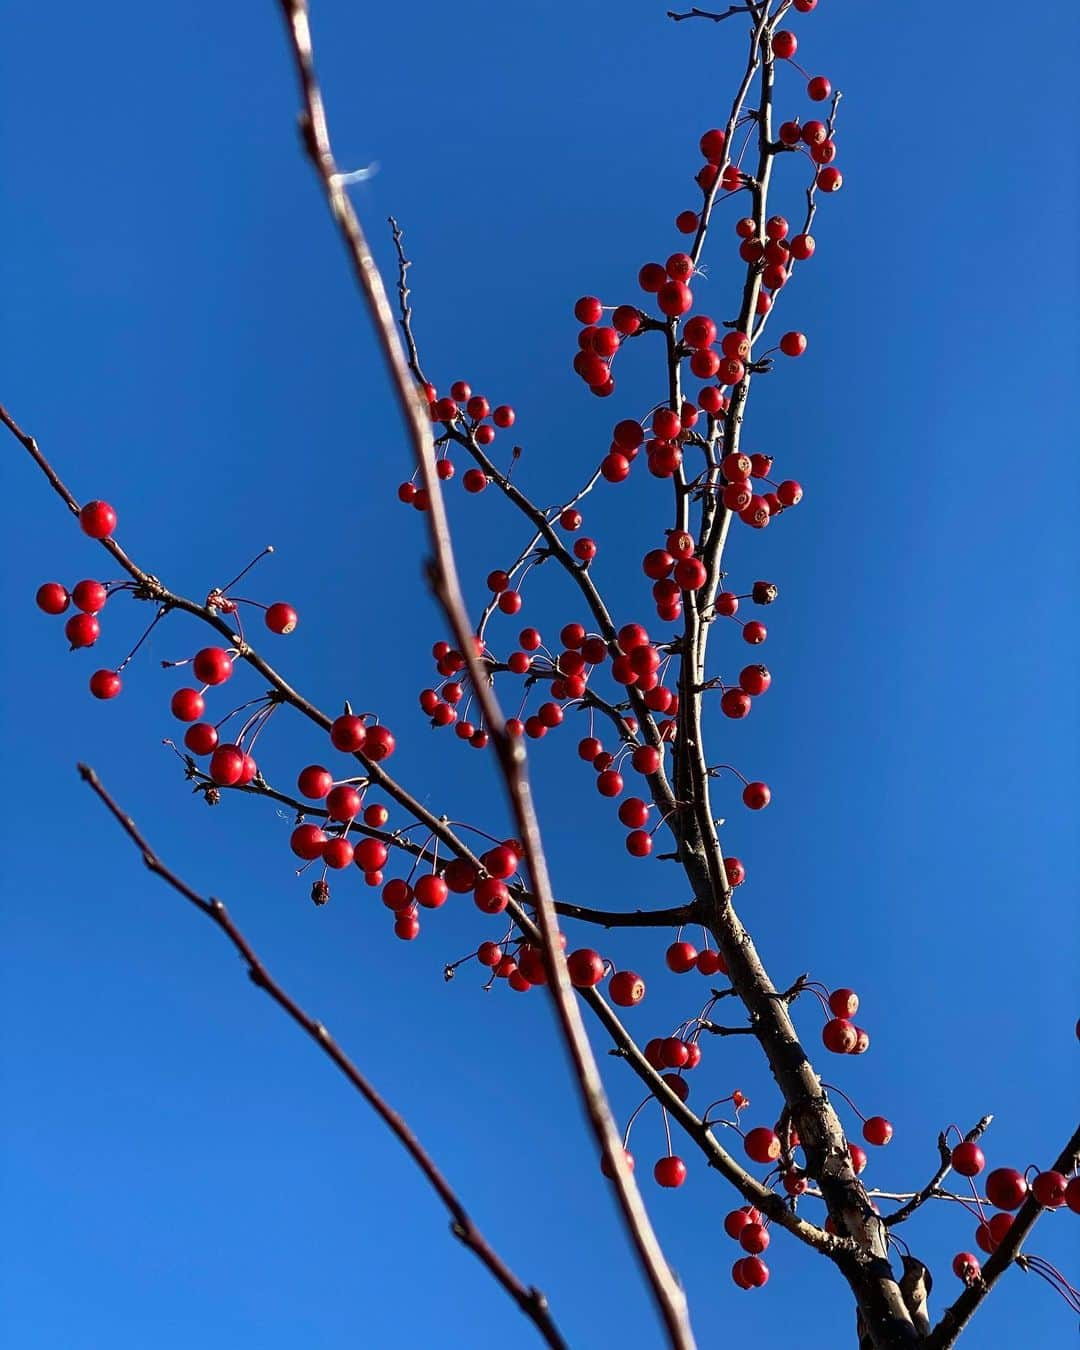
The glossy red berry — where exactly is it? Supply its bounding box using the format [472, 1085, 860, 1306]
[567, 948, 605, 988]
[354, 838, 388, 873]
[742, 781, 771, 810]
[744, 1127, 781, 1164]
[863, 1117, 893, 1147]
[740, 1223, 769, 1255]
[209, 744, 245, 786]
[36, 582, 70, 614]
[721, 689, 751, 719]
[1031, 1170, 1068, 1208]
[326, 784, 361, 821]
[265, 602, 298, 634]
[65, 613, 100, 648]
[817, 167, 843, 192]
[365, 725, 396, 761]
[330, 714, 367, 753]
[323, 837, 354, 870]
[89, 669, 122, 699]
[665, 941, 698, 974]
[849, 1143, 868, 1175]
[808, 75, 831, 101]
[952, 1253, 981, 1284]
[779, 331, 807, 357]
[415, 874, 449, 909]
[290, 823, 327, 860]
[654, 1156, 687, 1188]
[193, 647, 233, 686]
[771, 30, 797, 58]
[828, 987, 859, 1018]
[297, 765, 333, 799]
[699, 127, 727, 163]
[492, 407, 514, 430]
[79, 500, 117, 538]
[822, 1018, 858, 1054]
[574, 296, 603, 325]
[1065, 1177, 1080, 1214]
[609, 970, 646, 1007]
[171, 688, 204, 722]
[658, 281, 693, 317]
[742, 620, 767, 644]
[72, 580, 108, 613]
[739, 664, 771, 696]
[951, 1142, 985, 1177]
[985, 1168, 1028, 1211]
[184, 722, 218, 755]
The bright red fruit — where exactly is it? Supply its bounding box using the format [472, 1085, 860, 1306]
[985, 1168, 1028, 1210]
[36, 582, 70, 614]
[72, 580, 107, 613]
[89, 669, 122, 699]
[744, 1127, 781, 1164]
[193, 647, 233, 685]
[171, 688, 204, 722]
[298, 765, 333, 799]
[609, 970, 645, 1006]
[951, 1141, 985, 1177]
[65, 613, 100, 648]
[265, 602, 298, 634]
[654, 1156, 687, 1188]
[79, 500, 117, 538]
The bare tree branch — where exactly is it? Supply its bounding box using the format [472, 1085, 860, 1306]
[78, 764, 568, 1350]
[272, 3, 697, 1345]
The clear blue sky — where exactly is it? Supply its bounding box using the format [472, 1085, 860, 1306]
[1, 3, 1076, 1348]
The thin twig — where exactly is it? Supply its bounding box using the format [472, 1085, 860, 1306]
[78, 764, 568, 1350]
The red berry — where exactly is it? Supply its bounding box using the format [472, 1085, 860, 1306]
[817, 167, 843, 193]
[665, 941, 698, 974]
[415, 874, 449, 909]
[657, 281, 693, 317]
[184, 722, 218, 755]
[654, 1156, 687, 1188]
[326, 784, 362, 821]
[808, 75, 831, 101]
[323, 837, 354, 869]
[849, 1144, 868, 1175]
[822, 1018, 858, 1054]
[290, 824, 327, 860]
[779, 331, 807, 357]
[699, 128, 727, 163]
[330, 714, 367, 753]
[740, 1223, 769, 1255]
[771, 29, 797, 58]
[36, 582, 70, 614]
[1065, 1177, 1080, 1214]
[72, 580, 108, 613]
[985, 1168, 1028, 1211]
[1031, 1170, 1068, 1208]
[265, 602, 298, 635]
[171, 688, 205, 722]
[365, 725, 396, 761]
[952, 1253, 981, 1284]
[863, 1117, 893, 1147]
[89, 669, 122, 699]
[790, 233, 816, 260]
[675, 210, 699, 235]
[744, 1127, 781, 1164]
[463, 468, 488, 493]
[209, 744, 245, 786]
[739, 664, 771, 696]
[193, 647, 233, 686]
[742, 620, 767, 645]
[65, 613, 100, 648]
[298, 765, 333, 799]
[574, 296, 603, 325]
[951, 1142, 985, 1177]
[828, 988, 859, 1018]
[609, 970, 646, 1007]
[567, 948, 605, 988]
[721, 688, 752, 719]
[79, 500, 117, 539]
[742, 781, 771, 810]
[354, 838, 388, 873]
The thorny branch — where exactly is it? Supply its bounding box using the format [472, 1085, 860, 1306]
[78, 764, 569, 1350]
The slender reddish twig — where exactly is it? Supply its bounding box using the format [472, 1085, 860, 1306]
[77, 763, 568, 1350]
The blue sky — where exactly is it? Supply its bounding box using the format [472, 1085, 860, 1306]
[1, 2, 1076, 1348]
